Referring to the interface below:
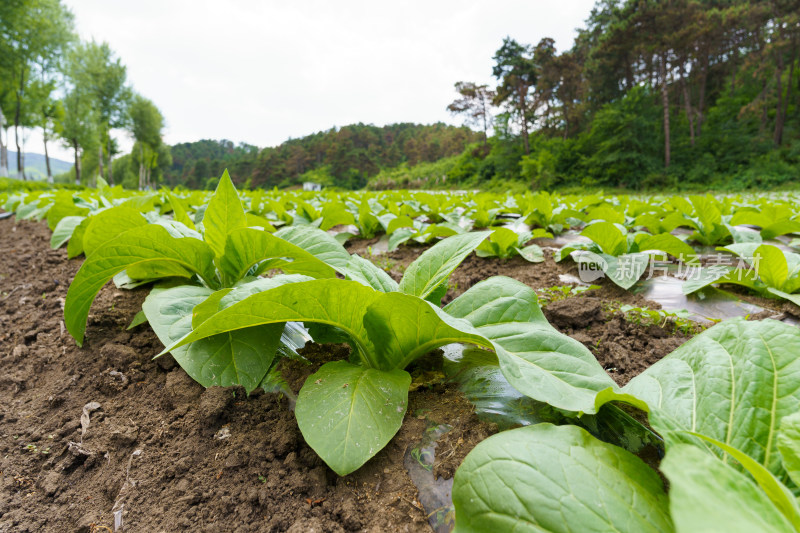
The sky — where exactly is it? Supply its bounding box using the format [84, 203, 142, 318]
[36, 0, 597, 162]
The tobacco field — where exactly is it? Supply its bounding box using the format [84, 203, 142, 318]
[2, 174, 800, 532]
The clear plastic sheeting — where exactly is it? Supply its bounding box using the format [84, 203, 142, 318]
[403, 423, 455, 533]
[633, 275, 766, 324]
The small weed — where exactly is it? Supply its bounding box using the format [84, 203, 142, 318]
[536, 284, 600, 307]
[615, 304, 702, 335]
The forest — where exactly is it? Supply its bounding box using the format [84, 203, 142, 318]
[405, 0, 800, 191]
[2, 0, 799, 191]
[161, 123, 479, 190]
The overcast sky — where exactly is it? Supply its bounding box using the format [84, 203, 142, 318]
[35, 0, 596, 161]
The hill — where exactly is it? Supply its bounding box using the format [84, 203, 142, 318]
[6, 152, 73, 181]
[162, 123, 480, 189]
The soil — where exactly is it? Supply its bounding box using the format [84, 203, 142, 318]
[0, 223, 703, 532]
[0, 219, 490, 533]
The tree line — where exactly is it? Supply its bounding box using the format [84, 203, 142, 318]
[440, 0, 800, 190]
[0, 0, 169, 188]
[160, 124, 479, 190]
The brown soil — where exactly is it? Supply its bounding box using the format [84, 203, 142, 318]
[0, 220, 490, 533]
[543, 297, 694, 386]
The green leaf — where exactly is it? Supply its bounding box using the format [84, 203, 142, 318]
[127, 310, 147, 330]
[452, 424, 671, 533]
[624, 318, 800, 477]
[517, 243, 544, 262]
[476, 227, 518, 258]
[295, 361, 410, 476]
[344, 254, 399, 292]
[581, 221, 627, 256]
[689, 432, 800, 529]
[778, 412, 800, 488]
[65, 225, 216, 345]
[661, 444, 795, 533]
[67, 217, 91, 259]
[398, 231, 490, 299]
[244, 212, 276, 232]
[364, 292, 488, 370]
[576, 251, 650, 290]
[636, 232, 696, 261]
[218, 227, 336, 285]
[162, 279, 380, 366]
[82, 207, 148, 257]
[143, 285, 282, 393]
[201, 170, 247, 259]
[50, 216, 85, 249]
[443, 276, 548, 326]
[166, 192, 197, 231]
[756, 244, 790, 290]
[445, 277, 638, 414]
[274, 224, 352, 273]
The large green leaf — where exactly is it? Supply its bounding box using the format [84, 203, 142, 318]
[636, 232, 696, 261]
[295, 361, 410, 476]
[778, 412, 800, 488]
[689, 432, 800, 529]
[166, 191, 197, 231]
[163, 279, 380, 366]
[453, 424, 672, 533]
[81, 207, 147, 257]
[274, 224, 352, 273]
[344, 254, 399, 292]
[445, 277, 641, 414]
[143, 285, 281, 393]
[757, 244, 790, 290]
[661, 444, 795, 533]
[218, 227, 336, 285]
[397, 231, 490, 298]
[581, 221, 627, 256]
[201, 170, 247, 259]
[50, 216, 85, 249]
[624, 318, 800, 477]
[67, 217, 91, 258]
[64, 224, 216, 345]
[443, 276, 548, 326]
[364, 292, 489, 370]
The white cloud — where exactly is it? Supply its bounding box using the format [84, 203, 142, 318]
[32, 0, 595, 162]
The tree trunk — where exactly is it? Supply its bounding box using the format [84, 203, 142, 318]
[14, 67, 24, 179]
[139, 144, 145, 191]
[107, 136, 114, 185]
[660, 53, 670, 169]
[73, 140, 81, 185]
[98, 142, 104, 181]
[697, 49, 709, 136]
[783, 41, 797, 142]
[518, 86, 530, 155]
[481, 102, 488, 149]
[679, 64, 695, 146]
[0, 110, 6, 178]
[44, 132, 52, 183]
[774, 25, 787, 146]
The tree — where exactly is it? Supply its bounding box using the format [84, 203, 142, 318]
[0, 0, 74, 179]
[447, 82, 495, 147]
[128, 94, 167, 189]
[69, 40, 131, 185]
[58, 80, 98, 185]
[492, 37, 538, 154]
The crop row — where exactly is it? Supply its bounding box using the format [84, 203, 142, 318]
[4, 174, 800, 531]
